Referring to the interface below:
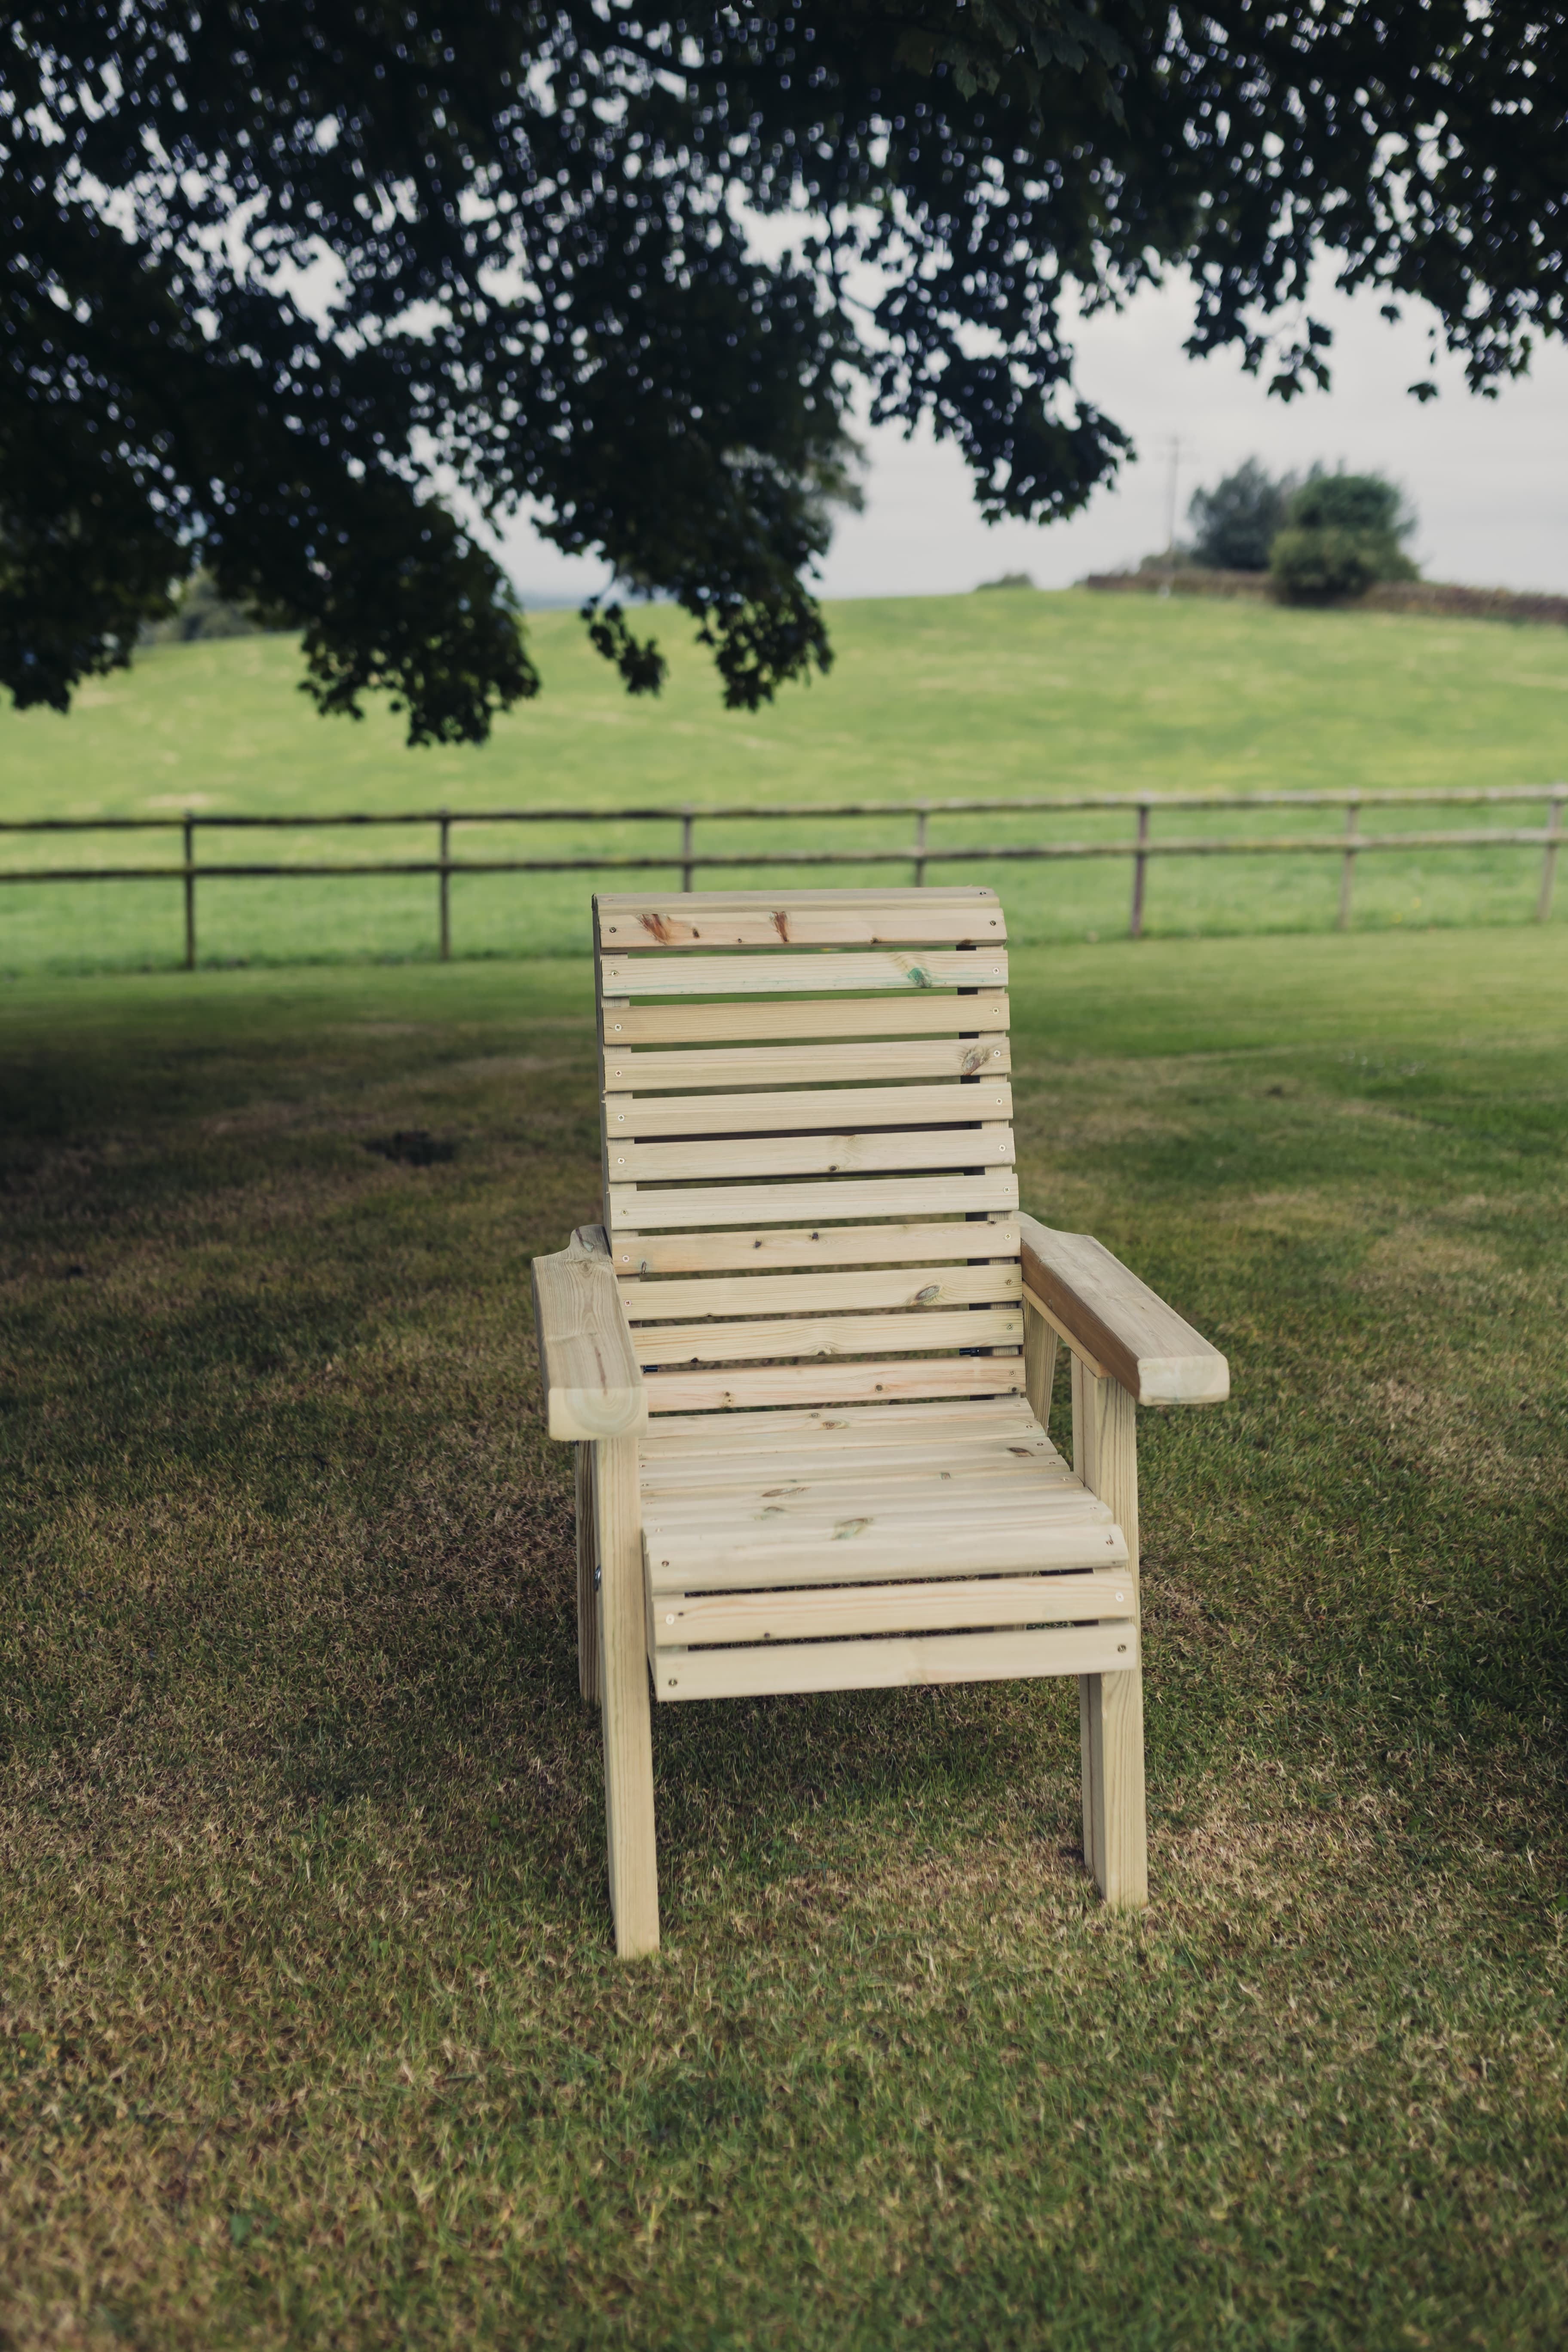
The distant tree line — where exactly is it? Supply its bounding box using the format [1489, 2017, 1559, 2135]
[1182, 463, 1418, 601]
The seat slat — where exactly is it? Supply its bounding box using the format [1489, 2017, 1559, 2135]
[597, 888, 1006, 951]
[609, 1081, 1014, 1138]
[631, 1305, 1023, 1367]
[601, 991, 1008, 1047]
[600, 949, 1009, 998]
[640, 1446, 1071, 1498]
[646, 1515, 1124, 1589]
[611, 1123, 1014, 1185]
[643, 1358, 1025, 1414]
[640, 1396, 1038, 1449]
[655, 1622, 1136, 1702]
[621, 1262, 1023, 1322]
[612, 1219, 1021, 1275]
[603, 1035, 1011, 1091]
[609, 1172, 1020, 1230]
[652, 1570, 1136, 1648]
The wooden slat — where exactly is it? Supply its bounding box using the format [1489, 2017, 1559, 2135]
[609, 1172, 1019, 1230]
[603, 1035, 1011, 1090]
[652, 1570, 1137, 1648]
[612, 1219, 1020, 1276]
[609, 1080, 1014, 1138]
[654, 1621, 1137, 1702]
[1019, 1215, 1230, 1407]
[631, 1305, 1023, 1367]
[646, 1488, 1121, 1565]
[597, 888, 1005, 950]
[530, 1228, 647, 1441]
[610, 1124, 1014, 1186]
[600, 950, 1010, 998]
[622, 1262, 1022, 1322]
[643, 1461, 1072, 1510]
[647, 1517, 1126, 1589]
[640, 1445, 1072, 1499]
[602, 992, 1008, 1047]
[640, 1396, 1038, 1449]
[643, 1357, 1025, 1414]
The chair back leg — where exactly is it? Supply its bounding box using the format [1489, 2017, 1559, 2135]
[592, 1433, 661, 1955]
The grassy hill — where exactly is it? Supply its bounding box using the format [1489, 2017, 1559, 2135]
[3, 590, 1565, 972]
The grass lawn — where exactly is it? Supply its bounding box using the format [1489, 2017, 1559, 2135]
[3, 925, 1567, 2348]
[3, 591, 1566, 973]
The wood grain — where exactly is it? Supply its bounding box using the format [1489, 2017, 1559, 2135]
[1019, 1214, 1228, 1406]
[593, 1433, 660, 1956]
[1073, 1361, 1148, 1911]
[645, 1514, 1126, 1589]
[609, 1079, 1014, 1137]
[608, 1123, 1015, 1186]
[609, 1171, 1020, 1231]
[574, 1442, 600, 1705]
[612, 1218, 1020, 1275]
[640, 1396, 1038, 1449]
[531, 1226, 647, 1440]
[603, 1035, 1011, 1091]
[643, 1356, 1026, 1415]
[596, 887, 1005, 950]
[602, 991, 1009, 1047]
[652, 1571, 1137, 1647]
[600, 949, 1010, 998]
[621, 1261, 1023, 1323]
[655, 1621, 1135, 1702]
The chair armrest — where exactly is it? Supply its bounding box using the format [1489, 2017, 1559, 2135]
[1018, 1213, 1229, 1407]
[531, 1225, 648, 1441]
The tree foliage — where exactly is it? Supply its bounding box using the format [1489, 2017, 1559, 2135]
[1271, 469, 1418, 600]
[5, 3, 1565, 741]
[1187, 460, 1293, 574]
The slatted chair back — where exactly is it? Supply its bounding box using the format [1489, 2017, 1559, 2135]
[594, 887, 1024, 1412]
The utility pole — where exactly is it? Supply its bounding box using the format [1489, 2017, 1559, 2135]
[1164, 432, 1185, 567]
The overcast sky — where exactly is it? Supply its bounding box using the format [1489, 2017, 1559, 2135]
[499, 274, 1568, 606]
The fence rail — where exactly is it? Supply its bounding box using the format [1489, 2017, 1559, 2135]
[3, 787, 1563, 966]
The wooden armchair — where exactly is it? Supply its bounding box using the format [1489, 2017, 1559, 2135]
[533, 888, 1228, 1956]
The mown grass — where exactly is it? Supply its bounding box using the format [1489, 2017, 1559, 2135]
[3, 591, 1566, 973]
[3, 929, 1567, 2349]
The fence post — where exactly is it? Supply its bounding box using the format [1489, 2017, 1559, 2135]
[438, 810, 452, 961]
[183, 815, 197, 970]
[1537, 787, 1564, 923]
[1338, 800, 1360, 931]
[680, 807, 695, 892]
[1128, 802, 1151, 938]
[913, 806, 929, 888]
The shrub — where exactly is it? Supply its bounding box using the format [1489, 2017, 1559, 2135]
[1188, 459, 1293, 572]
[1270, 470, 1418, 602]
[144, 568, 271, 644]
[1268, 526, 1384, 602]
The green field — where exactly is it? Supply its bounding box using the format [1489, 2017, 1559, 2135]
[3, 592, 1565, 973]
[4, 928, 1568, 2346]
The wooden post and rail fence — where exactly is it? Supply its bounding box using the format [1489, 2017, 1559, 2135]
[1, 785, 1562, 968]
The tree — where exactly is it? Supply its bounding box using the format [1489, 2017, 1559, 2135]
[5, 4, 1565, 742]
[1187, 460, 1294, 573]
[1270, 468, 1418, 601]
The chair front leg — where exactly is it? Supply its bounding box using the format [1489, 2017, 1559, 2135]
[1070, 1354, 1149, 1911]
[575, 1442, 601, 1705]
[591, 1432, 661, 1956]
